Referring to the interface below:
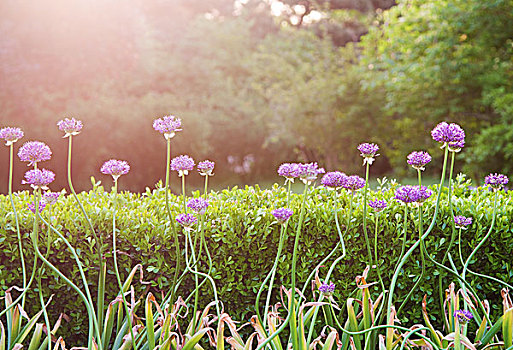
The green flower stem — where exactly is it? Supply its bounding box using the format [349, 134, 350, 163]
[394, 206, 409, 274]
[386, 146, 449, 323]
[164, 139, 181, 306]
[191, 221, 202, 331]
[374, 213, 385, 292]
[39, 209, 53, 350]
[181, 175, 186, 213]
[362, 162, 373, 268]
[203, 175, 209, 200]
[8, 144, 26, 308]
[112, 180, 138, 350]
[397, 169, 426, 315]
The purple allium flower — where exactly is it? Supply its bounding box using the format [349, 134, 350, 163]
[358, 143, 380, 166]
[153, 115, 182, 140]
[197, 160, 215, 176]
[484, 173, 509, 190]
[28, 201, 46, 214]
[417, 187, 433, 203]
[342, 175, 366, 192]
[454, 216, 472, 229]
[176, 213, 197, 229]
[0, 127, 24, 146]
[101, 159, 130, 180]
[187, 198, 209, 214]
[321, 171, 347, 188]
[43, 191, 60, 206]
[319, 282, 335, 295]
[18, 141, 52, 166]
[454, 310, 473, 324]
[431, 122, 465, 148]
[170, 155, 195, 176]
[407, 151, 432, 171]
[57, 117, 83, 137]
[22, 169, 55, 190]
[369, 200, 387, 211]
[278, 163, 300, 182]
[272, 208, 293, 224]
[297, 163, 325, 184]
[395, 185, 432, 204]
[448, 139, 465, 152]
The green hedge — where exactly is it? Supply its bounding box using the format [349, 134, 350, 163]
[1, 179, 512, 345]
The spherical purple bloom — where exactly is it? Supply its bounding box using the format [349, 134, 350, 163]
[297, 163, 325, 184]
[278, 163, 300, 181]
[395, 185, 432, 204]
[319, 282, 335, 295]
[272, 208, 293, 224]
[448, 139, 465, 152]
[18, 141, 52, 166]
[454, 216, 472, 229]
[57, 117, 83, 137]
[198, 160, 215, 176]
[153, 115, 182, 140]
[43, 191, 61, 206]
[0, 127, 24, 146]
[454, 310, 473, 324]
[418, 187, 433, 203]
[342, 175, 366, 191]
[407, 151, 432, 171]
[321, 171, 347, 188]
[431, 122, 465, 146]
[28, 201, 46, 214]
[22, 169, 55, 190]
[369, 200, 387, 211]
[187, 198, 209, 214]
[484, 173, 509, 190]
[101, 159, 130, 180]
[170, 155, 195, 176]
[358, 143, 379, 166]
[176, 213, 197, 229]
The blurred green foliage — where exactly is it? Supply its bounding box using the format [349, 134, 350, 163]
[1, 180, 511, 345]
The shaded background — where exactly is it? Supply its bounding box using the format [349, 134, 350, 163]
[1, 0, 512, 193]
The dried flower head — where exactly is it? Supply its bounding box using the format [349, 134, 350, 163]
[395, 185, 432, 204]
[454, 216, 472, 229]
[198, 160, 215, 176]
[321, 171, 347, 188]
[28, 201, 46, 214]
[358, 143, 380, 165]
[170, 155, 195, 176]
[153, 115, 182, 140]
[278, 163, 300, 182]
[297, 163, 325, 184]
[57, 118, 83, 137]
[176, 213, 197, 230]
[484, 173, 509, 190]
[407, 151, 432, 171]
[343, 175, 366, 192]
[18, 141, 52, 166]
[369, 200, 387, 211]
[22, 169, 55, 190]
[319, 282, 335, 296]
[187, 198, 209, 214]
[272, 208, 293, 224]
[454, 310, 473, 324]
[431, 122, 465, 150]
[0, 127, 24, 146]
[101, 160, 130, 181]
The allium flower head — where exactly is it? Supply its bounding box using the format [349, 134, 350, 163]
[369, 200, 387, 211]
[431, 122, 465, 150]
[176, 213, 197, 230]
[448, 139, 465, 152]
[321, 171, 347, 188]
[153, 115, 182, 140]
[170, 155, 195, 176]
[101, 159, 130, 181]
[358, 143, 380, 165]
[43, 191, 61, 206]
[343, 175, 366, 192]
[28, 201, 46, 214]
[484, 173, 509, 190]
[57, 118, 83, 137]
[407, 151, 432, 171]
[18, 141, 52, 166]
[319, 282, 335, 296]
[454, 216, 472, 229]
[395, 185, 432, 204]
[278, 163, 300, 182]
[198, 160, 215, 176]
[187, 198, 209, 214]
[0, 127, 24, 146]
[272, 208, 293, 224]
[22, 169, 55, 190]
[297, 163, 325, 184]
[454, 310, 473, 324]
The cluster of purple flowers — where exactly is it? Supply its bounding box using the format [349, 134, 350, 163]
[153, 115, 182, 140]
[28, 201, 46, 214]
[431, 122, 465, 151]
[368, 200, 387, 211]
[321, 171, 347, 188]
[187, 198, 209, 214]
[170, 155, 195, 176]
[176, 213, 198, 229]
[358, 143, 379, 165]
[454, 309, 473, 324]
[43, 191, 61, 205]
[278, 163, 300, 181]
[319, 281, 335, 295]
[18, 141, 52, 166]
[277, 162, 324, 184]
[101, 160, 130, 182]
[22, 169, 55, 190]
[57, 117, 83, 137]
[407, 151, 432, 171]
[454, 215, 472, 229]
[343, 175, 366, 192]
[485, 173, 509, 190]
[395, 185, 432, 204]
[198, 160, 215, 176]
[0, 127, 24, 146]
[272, 208, 293, 224]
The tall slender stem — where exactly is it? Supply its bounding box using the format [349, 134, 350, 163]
[362, 163, 373, 267]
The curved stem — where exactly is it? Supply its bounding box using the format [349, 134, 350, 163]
[393, 206, 409, 274]
[39, 210, 53, 350]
